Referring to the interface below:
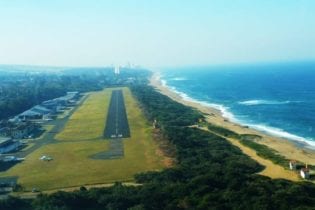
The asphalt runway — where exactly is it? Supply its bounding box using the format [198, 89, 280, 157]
[90, 139, 124, 160]
[104, 90, 130, 139]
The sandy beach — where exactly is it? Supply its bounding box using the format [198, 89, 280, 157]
[150, 72, 315, 174]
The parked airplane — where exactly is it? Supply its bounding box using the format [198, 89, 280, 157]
[40, 155, 53, 161]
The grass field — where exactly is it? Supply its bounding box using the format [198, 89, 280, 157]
[0, 88, 167, 190]
[55, 91, 111, 141]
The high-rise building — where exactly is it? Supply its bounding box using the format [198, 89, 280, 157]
[114, 66, 120, 75]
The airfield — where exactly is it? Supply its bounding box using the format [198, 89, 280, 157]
[104, 89, 130, 139]
[0, 87, 167, 191]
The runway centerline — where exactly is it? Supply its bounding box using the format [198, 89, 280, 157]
[103, 90, 130, 139]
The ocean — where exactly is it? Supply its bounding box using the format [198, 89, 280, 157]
[159, 62, 315, 149]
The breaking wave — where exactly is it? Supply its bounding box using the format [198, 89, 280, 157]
[238, 100, 293, 106]
[159, 75, 315, 150]
[245, 123, 315, 148]
[170, 77, 188, 81]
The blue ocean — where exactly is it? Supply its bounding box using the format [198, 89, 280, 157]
[159, 62, 315, 149]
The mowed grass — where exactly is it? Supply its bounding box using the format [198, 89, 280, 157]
[1, 88, 167, 190]
[55, 91, 111, 141]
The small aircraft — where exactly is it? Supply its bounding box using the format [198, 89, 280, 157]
[40, 155, 53, 161]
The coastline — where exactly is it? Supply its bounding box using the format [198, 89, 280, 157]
[150, 72, 315, 166]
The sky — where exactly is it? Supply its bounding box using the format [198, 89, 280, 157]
[0, 0, 314, 68]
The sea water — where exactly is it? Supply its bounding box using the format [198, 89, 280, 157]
[159, 62, 315, 149]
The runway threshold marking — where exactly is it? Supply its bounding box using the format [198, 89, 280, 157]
[103, 89, 130, 139]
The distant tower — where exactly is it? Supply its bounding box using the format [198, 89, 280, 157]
[114, 66, 120, 75]
[289, 160, 297, 170]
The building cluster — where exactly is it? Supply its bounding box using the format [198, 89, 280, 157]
[0, 91, 79, 155]
[289, 160, 312, 180]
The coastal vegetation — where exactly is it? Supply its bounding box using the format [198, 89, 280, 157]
[1, 72, 315, 209]
[206, 122, 315, 172]
[206, 123, 292, 169]
[207, 123, 239, 138]
[239, 138, 289, 168]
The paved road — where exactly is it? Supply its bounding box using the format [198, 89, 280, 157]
[8, 95, 88, 158]
[90, 139, 124, 160]
[6, 90, 130, 161]
[0, 90, 133, 195]
[2, 90, 132, 177]
[0, 95, 91, 191]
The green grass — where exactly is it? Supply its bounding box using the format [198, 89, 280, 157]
[239, 134, 262, 141]
[207, 123, 290, 168]
[207, 123, 239, 138]
[55, 91, 111, 141]
[239, 139, 289, 168]
[1, 88, 167, 191]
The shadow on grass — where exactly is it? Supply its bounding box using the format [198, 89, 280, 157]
[0, 161, 22, 172]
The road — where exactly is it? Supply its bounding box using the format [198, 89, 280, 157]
[6, 95, 88, 159]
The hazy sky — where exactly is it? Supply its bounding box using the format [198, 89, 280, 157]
[0, 0, 314, 67]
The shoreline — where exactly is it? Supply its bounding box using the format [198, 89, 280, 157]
[150, 72, 315, 166]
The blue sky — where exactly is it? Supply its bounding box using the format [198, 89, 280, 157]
[0, 0, 314, 67]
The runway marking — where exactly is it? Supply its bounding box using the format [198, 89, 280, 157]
[103, 89, 130, 139]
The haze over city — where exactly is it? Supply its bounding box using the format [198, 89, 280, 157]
[0, 0, 314, 68]
[2, 1, 315, 209]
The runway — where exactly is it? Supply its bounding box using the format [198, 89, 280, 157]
[103, 90, 130, 139]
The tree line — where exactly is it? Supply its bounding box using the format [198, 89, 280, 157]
[1, 80, 315, 209]
[0, 67, 149, 120]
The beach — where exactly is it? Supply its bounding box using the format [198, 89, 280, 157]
[150, 72, 315, 173]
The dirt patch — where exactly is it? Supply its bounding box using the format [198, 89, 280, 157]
[152, 128, 176, 168]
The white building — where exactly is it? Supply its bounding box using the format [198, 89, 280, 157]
[114, 66, 120, 75]
[289, 160, 297, 170]
[300, 166, 310, 179]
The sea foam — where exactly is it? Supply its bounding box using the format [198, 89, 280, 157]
[170, 77, 188, 81]
[245, 124, 315, 148]
[159, 75, 315, 149]
[160, 79, 167, 87]
[160, 77, 238, 123]
[238, 100, 292, 106]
